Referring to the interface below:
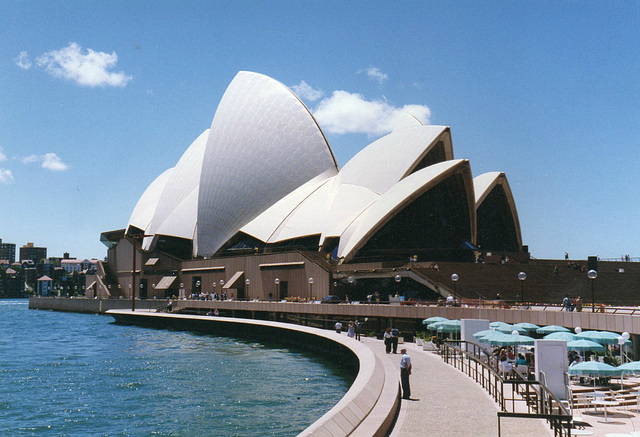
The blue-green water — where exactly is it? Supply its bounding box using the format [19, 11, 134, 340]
[0, 300, 352, 436]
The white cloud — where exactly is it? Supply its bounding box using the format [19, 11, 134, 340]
[359, 66, 388, 84]
[42, 153, 69, 171]
[0, 148, 7, 162]
[313, 90, 430, 136]
[0, 169, 14, 184]
[14, 51, 32, 70]
[35, 43, 132, 88]
[291, 80, 324, 102]
[22, 153, 69, 171]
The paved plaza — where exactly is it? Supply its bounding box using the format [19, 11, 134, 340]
[361, 337, 640, 437]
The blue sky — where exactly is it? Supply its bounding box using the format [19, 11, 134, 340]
[1, 1, 639, 262]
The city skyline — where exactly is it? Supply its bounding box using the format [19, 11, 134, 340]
[1, 2, 639, 261]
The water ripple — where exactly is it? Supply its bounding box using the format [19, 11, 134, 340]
[0, 299, 353, 436]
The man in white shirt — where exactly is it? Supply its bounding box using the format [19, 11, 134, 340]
[335, 321, 342, 334]
[400, 348, 412, 399]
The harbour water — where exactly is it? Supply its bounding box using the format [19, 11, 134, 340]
[0, 300, 353, 436]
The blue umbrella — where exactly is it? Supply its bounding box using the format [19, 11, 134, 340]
[568, 361, 621, 377]
[566, 339, 606, 352]
[543, 332, 576, 341]
[490, 321, 508, 328]
[536, 325, 570, 334]
[422, 316, 448, 324]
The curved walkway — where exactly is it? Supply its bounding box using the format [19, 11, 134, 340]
[107, 309, 554, 436]
[362, 339, 552, 437]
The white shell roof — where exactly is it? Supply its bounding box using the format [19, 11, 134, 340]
[474, 172, 505, 204]
[337, 159, 473, 261]
[127, 167, 174, 235]
[242, 124, 454, 247]
[142, 129, 209, 250]
[473, 171, 522, 247]
[126, 71, 519, 263]
[196, 71, 338, 256]
[333, 125, 453, 196]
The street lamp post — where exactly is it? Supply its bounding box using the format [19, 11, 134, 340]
[274, 278, 280, 301]
[621, 332, 630, 364]
[618, 336, 625, 365]
[518, 271, 527, 308]
[588, 269, 598, 313]
[451, 273, 459, 298]
[308, 277, 314, 298]
[244, 278, 250, 300]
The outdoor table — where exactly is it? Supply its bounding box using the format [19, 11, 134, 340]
[585, 391, 607, 412]
[591, 399, 620, 423]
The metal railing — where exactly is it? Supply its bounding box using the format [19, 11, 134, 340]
[441, 341, 572, 437]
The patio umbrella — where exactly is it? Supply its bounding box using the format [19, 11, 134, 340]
[543, 332, 577, 341]
[618, 361, 640, 375]
[513, 322, 540, 332]
[426, 321, 447, 330]
[490, 321, 508, 328]
[536, 325, 570, 334]
[566, 339, 606, 352]
[576, 330, 631, 345]
[484, 332, 535, 346]
[477, 331, 508, 344]
[472, 329, 496, 339]
[436, 320, 461, 333]
[496, 324, 528, 335]
[422, 316, 448, 324]
[567, 361, 621, 377]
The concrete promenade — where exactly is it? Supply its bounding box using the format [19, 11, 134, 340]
[364, 339, 552, 437]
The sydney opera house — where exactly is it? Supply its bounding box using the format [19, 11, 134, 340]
[96, 71, 524, 302]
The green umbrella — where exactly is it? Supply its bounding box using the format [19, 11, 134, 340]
[422, 316, 448, 324]
[426, 321, 446, 330]
[490, 333, 535, 346]
[566, 339, 606, 352]
[536, 325, 570, 334]
[477, 331, 506, 344]
[513, 322, 540, 332]
[472, 329, 496, 339]
[490, 321, 508, 328]
[568, 361, 621, 377]
[496, 324, 528, 335]
[618, 361, 640, 375]
[576, 330, 631, 345]
[543, 332, 576, 341]
[436, 320, 461, 333]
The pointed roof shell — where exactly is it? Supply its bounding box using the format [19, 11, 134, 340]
[196, 71, 338, 256]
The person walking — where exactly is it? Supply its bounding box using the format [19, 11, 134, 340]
[400, 348, 412, 399]
[335, 321, 342, 334]
[384, 327, 393, 353]
[391, 327, 400, 353]
[354, 320, 361, 341]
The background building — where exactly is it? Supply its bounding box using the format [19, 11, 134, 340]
[19, 242, 47, 263]
[0, 239, 16, 263]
